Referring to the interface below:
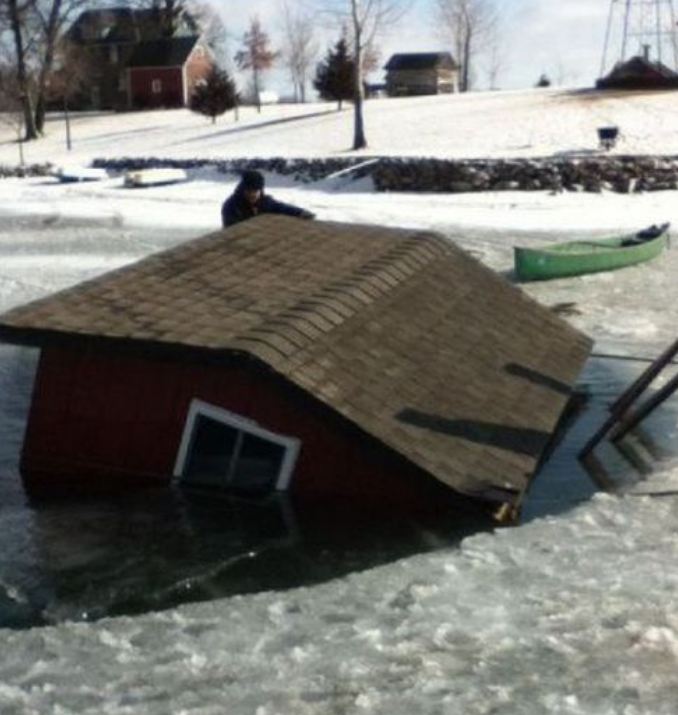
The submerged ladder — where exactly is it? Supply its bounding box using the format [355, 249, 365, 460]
[579, 336, 678, 467]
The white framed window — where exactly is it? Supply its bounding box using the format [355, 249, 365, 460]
[151, 79, 162, 94]
[174, 399, 300, 495]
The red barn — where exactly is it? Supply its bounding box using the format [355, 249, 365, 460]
[127, 35, 213, 109]
[0, 217, 591, 515]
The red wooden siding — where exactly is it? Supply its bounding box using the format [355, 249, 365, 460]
[21, 346, 457, 512]
[185, 47, 213, 100]
[130, 67, 183, 108]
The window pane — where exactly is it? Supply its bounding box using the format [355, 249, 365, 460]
[229, 433, 286, 494]
[183, 415, 238, 488]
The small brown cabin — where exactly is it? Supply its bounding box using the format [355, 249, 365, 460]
[0, 217, 591, 513]
[597, 55, 678, 90]
[384, 52, 460, 96]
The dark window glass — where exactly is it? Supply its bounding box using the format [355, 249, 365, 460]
[229, 433, 286, 495]
[183, 416, 238, 488]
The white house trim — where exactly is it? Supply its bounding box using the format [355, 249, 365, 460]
[173, 398, 300, 492]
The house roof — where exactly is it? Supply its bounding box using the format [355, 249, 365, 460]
[67, 7, 198, 45]
[127, 35, 200, 68]
[0, 216, 591, 504]
[384, 52, 458, 71]
[66, 8, 134, 44]
[597, 55, 678, 89]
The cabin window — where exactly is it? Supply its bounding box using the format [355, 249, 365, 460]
[151, 79, 162, 94]
[174, 400, 300, 495]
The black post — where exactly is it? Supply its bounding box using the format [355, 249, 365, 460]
[64, 98, 72, 151]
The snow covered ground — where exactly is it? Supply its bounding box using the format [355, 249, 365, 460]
[3, 88, 678, 713]
[2, 86, 678, 165]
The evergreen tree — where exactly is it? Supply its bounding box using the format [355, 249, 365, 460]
[190, 68, 238, 123]
[313, 36, 354, 110]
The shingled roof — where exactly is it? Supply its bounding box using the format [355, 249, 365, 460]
[384, 52, 458, 71]
[597, 55, 678, 89]
[127, 35, 199, 68]
[0, 216, 591, 503]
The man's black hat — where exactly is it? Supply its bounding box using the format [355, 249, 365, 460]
[240, 170, 265, 191]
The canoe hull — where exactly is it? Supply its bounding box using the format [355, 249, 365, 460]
[55, 167, 108, 183]
[124, 168, 188, 188]
[515, 226, 669, 281]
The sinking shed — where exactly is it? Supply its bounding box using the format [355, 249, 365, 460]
[0, 216, 591, 512]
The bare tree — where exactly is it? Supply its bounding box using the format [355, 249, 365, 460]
[0, 68, 27, 165]
[0, 0, 91, 139]
[2, 0, 39, 140]
[45, 40, 92, 149]
[482, 19, 503, 90]
[234, 15, 277, 113]
[434, 0, 498, 92]
[279, 1, 318, 103]
[33, 0, 91, 134]
[188, 1, 231, 70]
[129, 0, 190, 37]
[320, 0, 410, 150]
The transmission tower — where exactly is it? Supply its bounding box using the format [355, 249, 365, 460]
[600, 0, 678, 76]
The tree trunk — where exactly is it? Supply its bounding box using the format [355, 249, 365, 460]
[8, 0, 38, 140]
[352, 90, 367, 150]
[462, 32, 472, 92]
[15, 123, 25, 167]
[64, 98, 71, 151]
[351, 1, 367, 150]
[35, 0, 64, 135]
[254, 68, 261, 113]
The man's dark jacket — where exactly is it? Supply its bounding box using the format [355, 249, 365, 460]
[221, 184, 310, 227]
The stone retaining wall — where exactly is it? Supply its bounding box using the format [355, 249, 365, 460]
[7, 155, 678, 194]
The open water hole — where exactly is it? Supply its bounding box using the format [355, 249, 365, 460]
[1, 213, 676, 629]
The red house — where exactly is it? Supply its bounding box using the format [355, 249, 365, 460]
[65, 8, 213, 110]
[127, 36, 213, 109]
[0, 217, 591, 515]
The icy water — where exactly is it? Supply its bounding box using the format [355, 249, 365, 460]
[1, 214, 676, 630]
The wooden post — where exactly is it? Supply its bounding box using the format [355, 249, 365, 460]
[609, 336, 678, 414]
[611, 371, 678, 442]
[579, 336, 678, 459]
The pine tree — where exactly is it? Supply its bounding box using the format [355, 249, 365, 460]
[190, 68, 239, 123]
[313, 37, 354, 110]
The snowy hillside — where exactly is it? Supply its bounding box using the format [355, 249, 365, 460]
[2, 86, 678, 166]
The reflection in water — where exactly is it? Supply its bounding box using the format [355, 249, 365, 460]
[0, 486, 489, 630]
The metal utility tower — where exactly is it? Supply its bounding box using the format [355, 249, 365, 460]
[600, 0, 678, 76]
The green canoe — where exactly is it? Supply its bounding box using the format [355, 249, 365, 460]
[514, 223, 670, 282]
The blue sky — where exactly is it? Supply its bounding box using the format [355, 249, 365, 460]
[211, 1, 645, 95]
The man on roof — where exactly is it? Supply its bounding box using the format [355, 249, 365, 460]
[221, 170, 315, 228]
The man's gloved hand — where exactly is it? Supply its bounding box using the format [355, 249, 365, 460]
[299, 210, 316, 220]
